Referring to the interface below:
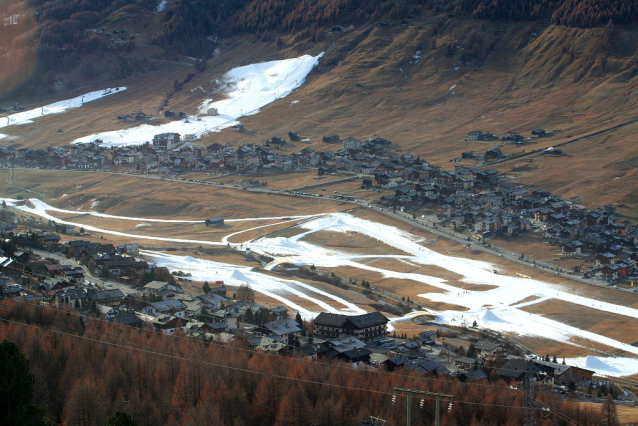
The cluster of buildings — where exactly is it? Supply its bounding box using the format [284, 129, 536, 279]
[382, 334, 594, 389]
[364, 161, 637, 276]
[0, 229, 600, 387]
[0, 133, 396, 176]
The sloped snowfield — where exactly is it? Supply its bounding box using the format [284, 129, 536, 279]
[5, 202, 638, 375]
[0, 87, 127, 130]
[72, 53, 323, 147]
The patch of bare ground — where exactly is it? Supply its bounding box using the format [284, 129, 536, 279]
[354, 257, 499, 292]
[424, 300, 469, 312]
[520, 299, 638, 345]
[510, 335, 599, 359]
[254, 272, 372, 313]
[47, 211, 305, 246]
[353, 207, 597, 288]
[491, 233, 592, 271]
[261, 225, 309, 239]
[4, 18, 638, 223]
[142, 249, 260, 269]
[213, 169, 351, 190]
[7, 169, 342, 220]
[565, 336, 637, 358]
[322, 264, 444, 297]
[512, 295, 541, 306]
[300, 230, 408, 256]
[567, 286, 638, 310]
[579, 402, 638, 425]
[390, 321, 432, 340]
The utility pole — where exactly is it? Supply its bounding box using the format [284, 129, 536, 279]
[393, 387, 454, 426]
[524, 361, 537, 426]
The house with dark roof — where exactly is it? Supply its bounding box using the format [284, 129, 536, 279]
[152, 315, 188, 335]
[86, 288, 125, 307]
[313, 311, 388, 342]
[201, 321, 227, 334]
[0, 282, 22, 299]
[474, 340, 504, 359]
[0, 257, 22, 277]
[248, 335, 289, 354]
[212, 307, 240, 331]
[139, 280, 182, 299]
[255, 318, 302, 345]
[111, 314, 144, 327]
[383, 355, 409, 371]
[533, 360, 594, 385]
[142, 299, 187, 318]
[197, 293, 227, 311]
[290, 344, 321, 360]
[498, 359, 542, 382]
[337, 348, 372, 364]
[323, 336, 367, 354]
[458, 370, 488, 382]
[54, 286, 88, 309]
[403, 358, 450, 376]
[96, 304, 119, 320]
[417, 330, 436, 345]
[271, 306, 288, 319]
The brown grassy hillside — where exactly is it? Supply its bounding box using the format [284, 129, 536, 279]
[3, 12, 638, 214]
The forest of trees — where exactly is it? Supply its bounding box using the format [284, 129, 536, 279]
[150, 0, 638, 58]
[2, 0, 638, 96]
[551, 0, 638, 27]
[0, 298, 614, 426]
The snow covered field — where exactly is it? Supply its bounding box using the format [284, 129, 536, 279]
[142, 250, 366, 320]
[6, 197, 638, 376]
[72, 53, 323, 147]
[0, 87, 127, 130]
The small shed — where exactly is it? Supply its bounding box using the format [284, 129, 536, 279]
[288, 131, 300, 141]
[461, 151, 475, 159]
[207, 107, 218, 116]
[231, 124, 244, 132]
[164, 110, 176, 118]
[205, 218, 224, 227]
[271, 136, 284, 145]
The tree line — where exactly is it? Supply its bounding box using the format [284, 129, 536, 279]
[0, 298, 614, 426]
[2, 0, 637, 97]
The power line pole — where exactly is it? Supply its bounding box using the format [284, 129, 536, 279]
[393, 387, 454, 426]
[524, 361, 537, 426]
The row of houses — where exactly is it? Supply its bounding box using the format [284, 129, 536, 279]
[361, 159, 637, 260]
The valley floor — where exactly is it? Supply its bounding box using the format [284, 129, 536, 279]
[3, 169, 638, 378]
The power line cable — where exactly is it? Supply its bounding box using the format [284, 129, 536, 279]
[0, 314, 557, 412]
[2, 292, 530, 386]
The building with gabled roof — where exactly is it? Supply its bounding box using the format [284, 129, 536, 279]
[152, 315, 187, 335]
[139, 280, 182, 298]
[86, 288, 125, 307]
[474, 340, 504, 359]
[143, 299, 187, 318]
[313, 311, 388, 342]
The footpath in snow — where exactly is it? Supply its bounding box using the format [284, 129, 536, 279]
[0, 87, 127, 130]
[72, 53, 323, 147]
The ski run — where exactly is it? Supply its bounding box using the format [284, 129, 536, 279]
[72, 53, 323, 147]
[4, 196, 638, 376]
